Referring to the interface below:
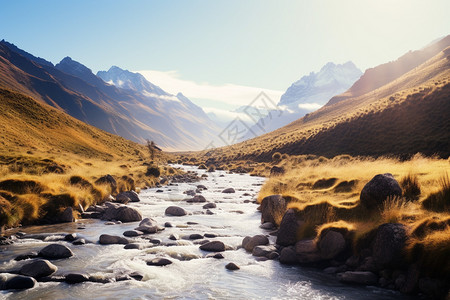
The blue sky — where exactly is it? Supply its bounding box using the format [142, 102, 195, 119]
[1, 0, 450, 116]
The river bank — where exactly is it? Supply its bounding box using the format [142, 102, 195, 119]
[0, 165, 411, 299]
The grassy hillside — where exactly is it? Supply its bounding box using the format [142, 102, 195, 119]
[328, 34, 450, 105]
[0, 88, 174, 228]
[199, 47, 450, 162]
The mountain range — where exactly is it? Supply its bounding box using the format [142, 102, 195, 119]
[241, 62, 362, 140]
[0, 40, 219, 151]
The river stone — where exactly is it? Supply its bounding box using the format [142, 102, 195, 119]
[337, 271, 378, 285]
[72, 238, 86, 245]
[189, 234, 204, 240]
[4, 275, 37, 290]
[165, 206, 187, 216]
[243, 235, 269, 252]
[206, 253, 224, 259]
[59, 207, 74, 223]
[222, 188, 235, 193]
[200, 241, 225, 252]
[276, 208, 302, 246]
[187, 195, 206, 203]
[124, 243, 144, 250]
[318, 230, 346, 260]
[99, 234, 129, 245]
[20, 259, 57, 278]
[15, 252, 39, 261]
[203, 202, 216, 209]
[225, 262, 240, 270]
[39, 244, 74, 259]
[372, 223, 407, 268]
[116, 191, 140, 203]
[260, 195, 286, 225]
[197, 185, 207, 190]
[136, 225, 158, 234]
[252, 245, 277, 257]
[102, 204, 142, 223]
[123, 230, 143, 237]
[360, 173, 402, 209]
[65, 273, 90, 284]
[140, 218, 158, 227]
[169, 233, 179, 240]
[64, 233, 77, 242]
[147, 258, 173, 266]
[115, 206, 142, 223]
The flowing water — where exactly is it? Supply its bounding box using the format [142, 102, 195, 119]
[0, 165, 411, 299]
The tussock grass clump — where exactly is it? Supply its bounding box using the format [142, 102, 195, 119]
[0, 179, 45, 194]
[407, 227, 450, 277]
[422, 174, 450, 212]
[380, 196, 415, 223]
[146, 166, 161, 177]
[411, 216, 450, 239]
[198, 164, 207, 170]
[400, 173, 421, 201]
[207, 164, 216, 172]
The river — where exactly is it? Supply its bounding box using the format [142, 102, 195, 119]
[0, 165, 411, 299]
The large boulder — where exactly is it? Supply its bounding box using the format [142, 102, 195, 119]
[200, 241, 225, 252]
[242, 235, 269, 252]
[165, 206, 187, 216]
[39, 244, 74, 259]
[295, 239, 322, 264]
[337, 271, 378, 285]
[116, 191, 140, 203]
[20, 259, 57, 278]
[260, 195, 286, 225]
[95, 175, 117, 195]
[279, 246, 297, 264]
[276, 209, 302, 246]
[317, 230, 346, 260]
[59, 207, 75, 223]
[99, 234, 129, 245]
[360, 173, 402, 209]
[372, 223, 408, 268]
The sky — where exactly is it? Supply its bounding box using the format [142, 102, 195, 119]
[1, 0, 450, 119]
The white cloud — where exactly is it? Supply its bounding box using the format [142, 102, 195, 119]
[298, 103, 323, 110]
[202, 106, 253, 123]
[142, 91, 180, 102]
[136, 70, 284, 108]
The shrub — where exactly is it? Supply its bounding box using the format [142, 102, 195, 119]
[400, 173, 421, 201]
[146, 166, 161, 177]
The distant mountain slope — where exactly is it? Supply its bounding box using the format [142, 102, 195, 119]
[242, 62, 361, 140]
[205, 44, 450, 160]
[0, 88, 144, 159]
[328, 35, 450, 105]
[0, 41, 219, 151]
